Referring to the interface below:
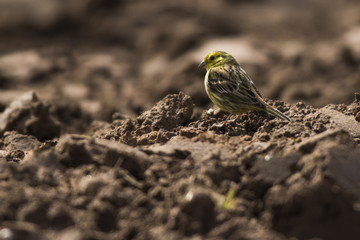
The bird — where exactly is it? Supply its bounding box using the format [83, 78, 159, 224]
[199, 51, 290, 125]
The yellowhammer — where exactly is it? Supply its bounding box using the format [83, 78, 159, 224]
[199, 51, 291, 124]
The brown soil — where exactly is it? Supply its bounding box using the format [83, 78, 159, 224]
[1, 1, 360, 240]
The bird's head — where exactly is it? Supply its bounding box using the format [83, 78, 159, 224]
[199, 51, 237, 71]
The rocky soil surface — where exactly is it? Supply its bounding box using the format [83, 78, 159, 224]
[0, 0, 360, 240]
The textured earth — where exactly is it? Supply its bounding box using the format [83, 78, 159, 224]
[1, 1, 360, 240]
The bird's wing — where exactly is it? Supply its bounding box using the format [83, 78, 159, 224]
[236, 66, 264, 99]
[207, 70, 239, 94]
[207, 65, 265, 108]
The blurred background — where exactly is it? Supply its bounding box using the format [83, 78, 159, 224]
[0, 0, 359, 126]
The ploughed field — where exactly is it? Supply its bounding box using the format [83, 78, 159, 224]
[0, 0, 360, 239]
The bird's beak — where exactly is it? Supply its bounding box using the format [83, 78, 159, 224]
[198, 60, 206, 68]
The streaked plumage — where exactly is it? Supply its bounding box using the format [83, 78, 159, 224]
[199, 51, 290, 122]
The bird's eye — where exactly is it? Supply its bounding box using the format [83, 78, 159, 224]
[209, 56, 215, 60]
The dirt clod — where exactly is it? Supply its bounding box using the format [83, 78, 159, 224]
[137, 91, 194, 131]
[0, 92, 61, 141]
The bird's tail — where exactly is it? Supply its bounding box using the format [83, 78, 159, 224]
[265, 105, 291, 122]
